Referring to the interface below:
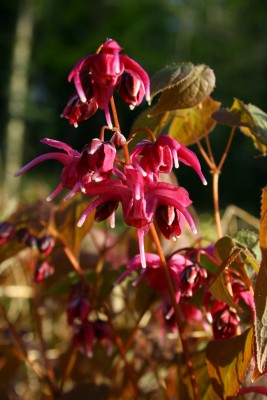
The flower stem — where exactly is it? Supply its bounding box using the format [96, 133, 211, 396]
[149, 223, 200, 400]
[212, 170, 223, 239]
[110, 96, 130, 164]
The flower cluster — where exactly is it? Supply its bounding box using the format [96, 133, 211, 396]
[62, 38, 150, 128]
[67, 283, 112, 357]
[0, 221, 55, 282]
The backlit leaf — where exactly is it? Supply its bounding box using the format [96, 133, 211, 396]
[149, 64, 216, 115]
[206, 327, 253, 399]
[167, 97, 221, 146]
[254, 186, 267, 373]
[213, 99, 267, 155]
[54, 195, 95, 258]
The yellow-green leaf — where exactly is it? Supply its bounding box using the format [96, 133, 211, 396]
[167, 97, 221, 146]
[213, 99, 267, 155]
[254, 186, 267, 373]
[206, 327, 254, 399]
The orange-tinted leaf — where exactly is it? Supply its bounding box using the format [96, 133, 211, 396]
[206, 327, 253, 399]
[254, 186, 267, 373]
[167, 97, 221, 146]
[54, 195, 95, 258]
[149, 64, 216, 115]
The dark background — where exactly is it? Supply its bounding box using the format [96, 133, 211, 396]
[1, 0, 266, 216]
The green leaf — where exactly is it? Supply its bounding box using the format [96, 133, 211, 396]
[206, 328, 254, 399]
[54, 195, 95, 258]
[254, 186, 267, 373]
[150, 62, 195, 98]
[199, 253, 218, 275]
[209, 273, 237, 309]
[167, 97, 221, 146]
[213, 99, 267, 155]
[149, 64, 216, 115]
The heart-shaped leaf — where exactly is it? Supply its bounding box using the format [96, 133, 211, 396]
[206, 327, 253, 399]
[213, 99, 267, 155]
[167, 97, 221, 146]
[149, 64, 216, 115]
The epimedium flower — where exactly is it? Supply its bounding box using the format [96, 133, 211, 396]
[68, 38, 150, 127]
[78, 165, 196, 267]
[130, 134, 207, 185]
[114, 253, 191, 293]
[14, 138, 117, 201]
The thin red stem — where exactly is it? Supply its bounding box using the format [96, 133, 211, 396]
[149, 223, 200, 400]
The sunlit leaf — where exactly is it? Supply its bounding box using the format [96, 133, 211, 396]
[167, 97, 221, 146]
[54, 195, 95, 258]
[210, 273, 237, 309]
[149, 64, 216, 115]
[254, 186, 267, 374]
[213, 99, 267, 155]
[206, 327, 253, 399]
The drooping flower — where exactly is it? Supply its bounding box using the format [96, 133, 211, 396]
[179, 263, 208, 297]
[37, 234, 55, 256]
[14, 138, 116, 201]
[130, 134, 207, 185]
[212, 303, 239, 340]
[0, 222, 16, 244]
[78, 165, 196, 267]
[115, 252, 191, 293]
[67, 283, 91, 326]
[34, 260, 55, 283]
[68, 38, 150, 127]
[72, 319, 113, 358]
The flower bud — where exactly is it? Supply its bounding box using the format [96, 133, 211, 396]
[0, 222, 16, 244]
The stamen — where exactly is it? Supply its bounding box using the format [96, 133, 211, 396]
[109, 212, 116, 229]
[172, 150, 179, 169]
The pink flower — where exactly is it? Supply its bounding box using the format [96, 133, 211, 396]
[212, 303, 239, 340]
[115, 253, 191, 292]
[0, 222, 16, 244]
[179, 263, 208, 297]
[34, 261, 55, 283]
[78, 166, 196, 267]
[72, 319, 113, 358]
[130, 135, 207, 185]
[67, 283, 91, 326]
[68, 38, 150, 127]
[61, 93, 98, 128]
[14, 138, 116, 201]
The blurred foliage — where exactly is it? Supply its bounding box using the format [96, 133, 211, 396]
[1, 0, 267, 213]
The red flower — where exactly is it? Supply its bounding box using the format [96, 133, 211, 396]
[68, 38, 150, 127]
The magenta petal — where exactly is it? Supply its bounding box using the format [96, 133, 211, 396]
[178, 145, 207, 185]
[14, 153, 70, 177]
[40, 138, 77, 154]
[121, 55, 150, 101]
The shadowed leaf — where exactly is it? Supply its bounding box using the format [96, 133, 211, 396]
[206, 327, 253, 399]
[150, 62, 194, 98]
[54, 195, 95, 258]
[149, 64, 216, 115]
[0, 201, 54, 263]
